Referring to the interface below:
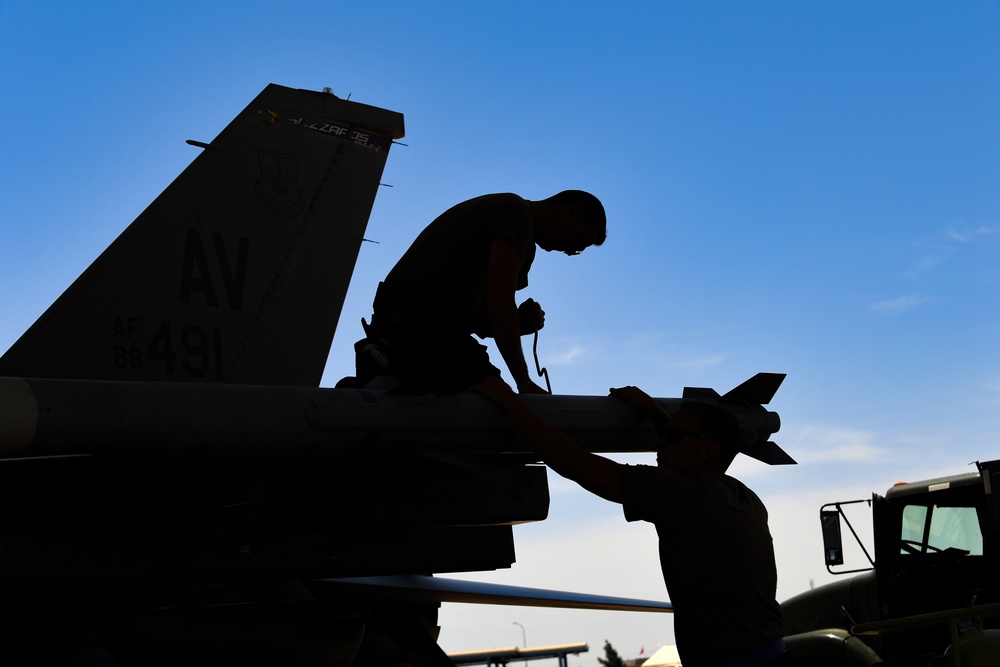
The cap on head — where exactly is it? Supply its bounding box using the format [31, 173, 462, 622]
[679, 400, 796, 471]
[681, 372, 795, 469]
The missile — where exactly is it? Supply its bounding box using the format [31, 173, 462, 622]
[0, 373, 785, 461]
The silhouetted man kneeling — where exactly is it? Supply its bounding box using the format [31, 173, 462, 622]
[362, 191, 605, 395]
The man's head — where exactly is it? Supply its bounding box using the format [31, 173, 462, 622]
[655, 401, 743, 474]
[533, 190, 606, 255]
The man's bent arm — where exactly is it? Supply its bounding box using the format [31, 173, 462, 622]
[486, 238, 541, 392]
[474, 377, 622, 503]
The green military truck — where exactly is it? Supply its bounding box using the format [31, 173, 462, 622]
[781, 459, 999, 666]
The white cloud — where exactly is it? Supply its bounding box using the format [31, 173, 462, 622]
[868, 294, 926, 314]
[944, 225, 999, 243]
[905, 255, 945, 278]
[627, 340, 727, 373]
[780, 423, 883, 464]
[549, 344, 589, 365]
[536, 335, 605, 367]
[663, 353, 727, 372]
[905, 224, 999, 278]
[574, 330, 727, 379]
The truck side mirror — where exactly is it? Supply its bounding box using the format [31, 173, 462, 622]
[821, 509, 844, 566]
[976, 459, 1000, 531]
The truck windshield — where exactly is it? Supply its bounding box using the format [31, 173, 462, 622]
[900, 504, 983, 555]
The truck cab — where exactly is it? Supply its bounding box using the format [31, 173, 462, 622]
[782, 459, 1000, 665]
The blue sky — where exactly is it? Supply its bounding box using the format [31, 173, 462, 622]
[2, 1, 999, 662]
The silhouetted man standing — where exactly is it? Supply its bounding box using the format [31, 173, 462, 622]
[472, 377, 789, 667]
[369, 191, 605, 394]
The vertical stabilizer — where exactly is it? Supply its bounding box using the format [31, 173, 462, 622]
[0, 84, 404, 386]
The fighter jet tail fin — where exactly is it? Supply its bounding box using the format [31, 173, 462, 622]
[0, 84, 404, 386]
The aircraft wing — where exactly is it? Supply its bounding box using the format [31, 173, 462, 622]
[314, 575, 672, 612]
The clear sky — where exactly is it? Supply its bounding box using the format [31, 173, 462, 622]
[2, 1, 999, 663]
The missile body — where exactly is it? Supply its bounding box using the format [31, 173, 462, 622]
[0, 376, 780, 459]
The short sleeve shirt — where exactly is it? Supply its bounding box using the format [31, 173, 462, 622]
[378, 193, 536, 329]
[620, 464, 784, 667]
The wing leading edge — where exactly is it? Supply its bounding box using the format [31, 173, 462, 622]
[315, 575, 672, 613]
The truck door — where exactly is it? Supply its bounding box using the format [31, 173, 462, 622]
[886, 487, 987, 619]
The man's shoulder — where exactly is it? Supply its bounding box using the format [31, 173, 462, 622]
[476, 193, 531, 219]
[433, 193, 530, 228]
[620, 465, 750, 500]
[448, 192, 527, 211]
[723, 473, 768, 510]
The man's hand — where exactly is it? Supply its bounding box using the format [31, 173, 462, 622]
[474, 374, 547, 396]
[518, 298, 545, 334]
[609, 385, 661, 413]
[516, 378, 548, 395]
[610, 386, 667, 433]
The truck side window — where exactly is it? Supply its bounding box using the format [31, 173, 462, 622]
[900, 504, 983, 556]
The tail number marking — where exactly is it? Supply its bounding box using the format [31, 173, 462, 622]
[145, 322, 225, 380]
[179, 228, 249, 310]
[112, 321, 224, 380]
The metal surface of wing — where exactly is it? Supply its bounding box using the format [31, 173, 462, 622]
[316, 575, 672, 612]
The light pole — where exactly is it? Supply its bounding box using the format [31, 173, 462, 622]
[512, 621, 527, 665]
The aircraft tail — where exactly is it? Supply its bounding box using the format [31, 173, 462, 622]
[0, 84, 404, 386]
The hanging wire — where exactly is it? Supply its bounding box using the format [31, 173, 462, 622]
[532, 330, 552, 394]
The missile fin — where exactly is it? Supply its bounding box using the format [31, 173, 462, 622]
[720, 372, 786, 405]
[682, 387, 720, 399]
[746, 440, 797, 465]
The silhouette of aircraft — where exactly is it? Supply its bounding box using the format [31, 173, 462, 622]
[0, 84, 786, 666]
